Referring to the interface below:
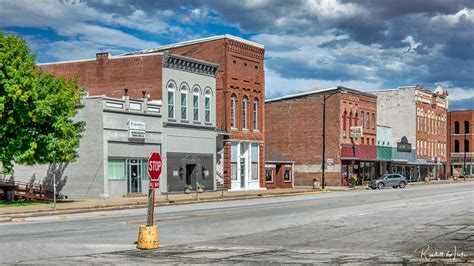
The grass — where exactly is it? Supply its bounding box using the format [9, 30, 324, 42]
[0, 200, 54, 207]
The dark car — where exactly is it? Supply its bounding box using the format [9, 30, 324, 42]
[369, 174, 407, 189]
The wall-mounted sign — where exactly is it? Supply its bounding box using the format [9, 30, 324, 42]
[129, 130, 146, 139]
[350, 126, 363, 138]
[397, 136, 412, 152]
[129, 121, 146, 130]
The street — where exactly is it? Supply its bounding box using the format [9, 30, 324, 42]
[1, 182, 473, 264]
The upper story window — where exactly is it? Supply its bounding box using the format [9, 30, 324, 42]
[242, 96, 248, 130]
[465, 140, 470, 153]
[454, 121, 460, 134]
[230, 95, 236, 128]
[454, 140, 460, 152]
[465, 121, 470, 134]
[193, 87, 200, 122]
[205, 88, 212, 123]
[342, 111, 347, 131]
[366, 112, 370, 128]
[360, 112, 364, 128]
[253, 98, 259, 131]
[167, 81, 176, 119]
[180, 84, 188, 120]
[371, 113, 375, 128]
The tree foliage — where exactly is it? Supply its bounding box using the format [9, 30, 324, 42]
[0, 31, 85, 174]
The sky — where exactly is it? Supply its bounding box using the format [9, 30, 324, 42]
[1, 0, 473, 110]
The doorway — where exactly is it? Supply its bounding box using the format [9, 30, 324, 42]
[186, 164, 197, 189]
[127, 159, 142, 194]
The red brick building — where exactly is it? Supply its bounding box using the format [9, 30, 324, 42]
[265, 86, 377, 186]
[447, 110, 473, 177]
[265, 148, 294, 189]
[40, 35, 266, 191]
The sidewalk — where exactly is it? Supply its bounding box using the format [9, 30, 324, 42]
[0, 187, 328, 220]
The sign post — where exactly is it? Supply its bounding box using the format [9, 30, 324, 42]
[137, 151, 161, 250]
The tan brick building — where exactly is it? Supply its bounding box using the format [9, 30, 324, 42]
[447, 110, 473, 177]
[265, 86, 377, 186]
[371, 85, 448, 180]
[40, 35, 266, 191]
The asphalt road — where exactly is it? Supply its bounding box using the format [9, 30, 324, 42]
[0, 182, 473, 264]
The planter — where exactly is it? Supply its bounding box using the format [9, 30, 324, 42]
[424, 177, 430, 183]
[197, 187, 204, 193]
[184, 187, 191, 194]
[348, 183, 355, 188]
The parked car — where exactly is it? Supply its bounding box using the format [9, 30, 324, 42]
[369, 174, 407, 189]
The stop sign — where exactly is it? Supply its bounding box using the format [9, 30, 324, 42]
[148, 152, 162, 181]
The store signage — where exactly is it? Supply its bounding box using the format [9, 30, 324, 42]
[350, 126, 363, 138]
[129, 121, 146, 130]
[397, 136, 412, 152]
[129, 130, 146, 139]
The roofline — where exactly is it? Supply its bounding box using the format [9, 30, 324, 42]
[37, 52, 164, 66]
[448, 109, 474, 113]
[123, 34, 264, 56]
[368, 85, 448, 99]
[265, 85, 376, 103]
[265, 160, 295, 164]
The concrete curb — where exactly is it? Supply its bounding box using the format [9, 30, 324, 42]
[0, 216, 12, 223]
[0, 189, 328, 220]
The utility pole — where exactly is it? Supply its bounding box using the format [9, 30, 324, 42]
[322, 94, 327, 189]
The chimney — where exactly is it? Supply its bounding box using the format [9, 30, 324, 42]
[96, 52, 111, 60]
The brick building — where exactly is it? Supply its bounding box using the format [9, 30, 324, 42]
[265, 86, 377, 186]
[447, 110, 473, 177]
[370, 85, 448, 180]
[40, 34, 266, 191]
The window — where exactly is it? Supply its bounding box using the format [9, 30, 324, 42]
[454, 140, 460, 152]
[231, 142, 238, 180]
[193, 87, 199, 122]
[265, 169, 273, 183]
[242, 96, 248, 129]
[465, 140, 470, 153]
[284, 169, 291, 182]
[180, 85, 188, 120]
[371, 113, 375, 128]
[230, 95, 236, 128]
[342, 111, 347, 131]
[167, 82, 176, 119]
[360, 112, 364, 128]
[205, 89, 211, 123]
[251, 143, 259, 181]
[349, 112, 353, 127]
[253, 98, 259, 130]
[454, 121, 460, 134]
[366, 112, 370, 128]
[465, 121, 470, 134]
[108, 160, 125, 180]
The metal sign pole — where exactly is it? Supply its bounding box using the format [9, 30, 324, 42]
[146, 188, 155, 226]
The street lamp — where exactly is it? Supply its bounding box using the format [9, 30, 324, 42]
[321, 88, 344, 189]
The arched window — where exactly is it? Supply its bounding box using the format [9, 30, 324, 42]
[465, 121, 470, 134]
[204, 88, 212, 123]
[342, 111, 347, 131]
[193, 86, 200, 122]
[454, 140, 460, 152]
[180, 84, 188, 120]
[242, 96, 248, 129]
[366, 112, 370, 128]
[230, 95, 236, 128]
[465, 140, 470, 153]
[360, 112, 364, 128]
[253, 98, 259, 130]
[167, 81, 176, 119]
[454, 121, 460, 134]
[371, 113, 375, 128]
[349, 111, 353, 128]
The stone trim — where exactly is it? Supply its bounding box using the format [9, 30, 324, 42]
[162, 52, 220, 77]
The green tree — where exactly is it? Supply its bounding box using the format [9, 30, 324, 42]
[0, 31, 85, 174]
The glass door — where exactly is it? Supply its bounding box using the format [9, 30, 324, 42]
[127, 159, 142, 194]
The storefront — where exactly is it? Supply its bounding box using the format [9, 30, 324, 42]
[265, 148, 294, 189]
[230, 141, 262, 190]
[341, 144, 377, 186]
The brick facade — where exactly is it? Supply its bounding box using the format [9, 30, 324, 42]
[265, 87, 377, 186]
[154, 37, 266, 189]
[39, 53, 163, 100]
[447, 110, 474, 177]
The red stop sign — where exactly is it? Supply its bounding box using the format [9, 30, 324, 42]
[148, 152, 162, 181]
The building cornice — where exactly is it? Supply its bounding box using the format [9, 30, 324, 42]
[162, 52, 220, 77]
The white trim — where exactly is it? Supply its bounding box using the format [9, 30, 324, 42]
[127, 35, 264, 56]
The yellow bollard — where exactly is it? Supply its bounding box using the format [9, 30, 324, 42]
[136, 225, 159, 249]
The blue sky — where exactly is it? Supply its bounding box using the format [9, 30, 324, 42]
[1, 0, 473, 110]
